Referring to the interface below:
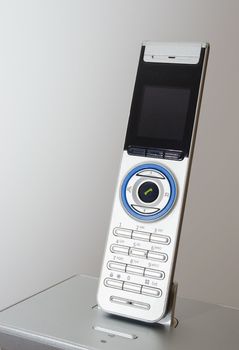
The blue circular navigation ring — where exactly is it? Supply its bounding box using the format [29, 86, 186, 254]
[121, 163, 177, 221]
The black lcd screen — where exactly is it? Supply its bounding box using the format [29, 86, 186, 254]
[137, 86, 191, 141]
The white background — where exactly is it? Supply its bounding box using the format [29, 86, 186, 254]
[0, 0, 238, 309]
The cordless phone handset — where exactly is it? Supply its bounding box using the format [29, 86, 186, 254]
[97, 42, 209, 323]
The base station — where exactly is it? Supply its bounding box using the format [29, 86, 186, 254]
[0, 275, 239, 350]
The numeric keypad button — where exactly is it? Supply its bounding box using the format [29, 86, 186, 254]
[150, 233, 171, 245]
[126, 264, 144, 276]
[147, 251, 168, 262]
[129, 247, 147, 258]
[132, 230, 150, 241]
[110, 244, 129, 255]
[113, 227, 132, 239]
[144, 268, 165, 280]
[141, 286, 162, 297]
[107, 261, 126, 272]
[123, 282, 142, 294]
[104, 278, 123, 290]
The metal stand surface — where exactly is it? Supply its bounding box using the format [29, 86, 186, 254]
[0, 275, 239, 350]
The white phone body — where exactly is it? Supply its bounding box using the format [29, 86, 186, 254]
[98, 42, 209, 323]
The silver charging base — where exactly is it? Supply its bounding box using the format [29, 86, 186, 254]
[157, 282, 178, 327]
[0, 275, 239, 350]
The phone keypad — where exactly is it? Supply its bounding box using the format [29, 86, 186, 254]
[105, 226, 170, 299]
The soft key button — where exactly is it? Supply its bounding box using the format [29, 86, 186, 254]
[123, 282, 142, 294]
[113, 227, 132, 239]
[147, 251, 168, 262]
[150, 233, 171, 245]
[110, 296, 150, 310]
[107, 261, 126, 272]
[144, 268, 165, 280]
[110, 244, 129, 255]
[141, 286, 162, 297]
[126, 264, 144, 276]
[131, 300, 150, 310]
[104, 278, 123, 290]
[137, 170, 165, 179]
[129, 247, 147, 258]
[131, 205, 159, 215]
[132, 230, 150, 241]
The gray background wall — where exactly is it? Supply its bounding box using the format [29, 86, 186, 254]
[0, 0, 238, 310]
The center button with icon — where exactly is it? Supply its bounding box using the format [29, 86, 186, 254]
[138, 181, 159, 203]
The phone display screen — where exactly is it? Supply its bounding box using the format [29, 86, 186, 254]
[137, 86, 190, 141]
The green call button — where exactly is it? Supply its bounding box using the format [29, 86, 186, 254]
[138, 181, 159, 203]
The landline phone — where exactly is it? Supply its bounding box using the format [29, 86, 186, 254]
[97, 42, 209, 323]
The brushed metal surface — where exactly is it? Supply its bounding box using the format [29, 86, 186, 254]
[0, 275, 238, 350]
